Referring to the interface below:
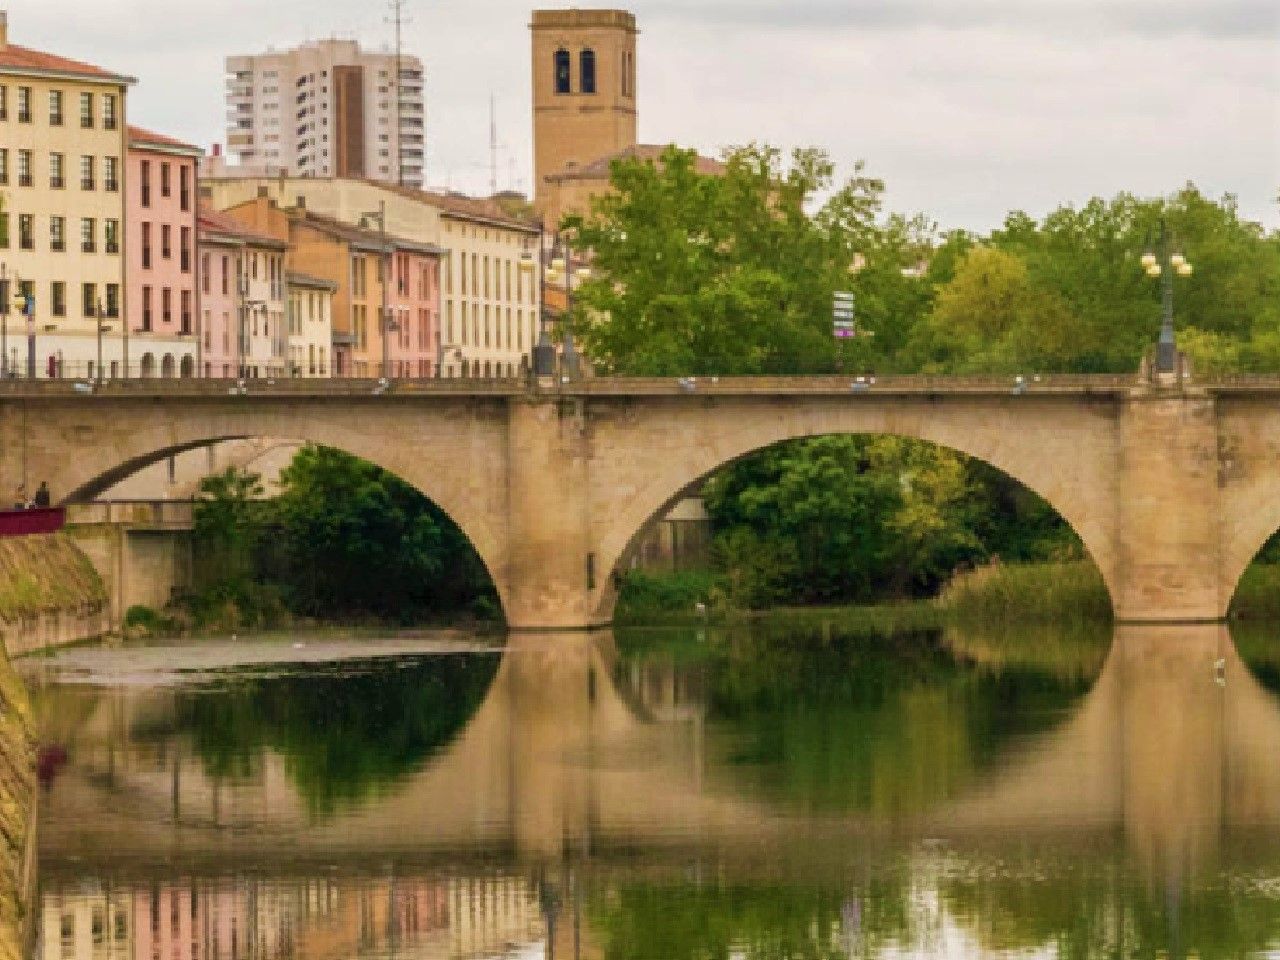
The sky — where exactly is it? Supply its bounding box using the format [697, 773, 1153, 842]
[11, 0, 1279, 232]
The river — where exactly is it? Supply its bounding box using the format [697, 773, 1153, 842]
[13, 616, 1280, 958]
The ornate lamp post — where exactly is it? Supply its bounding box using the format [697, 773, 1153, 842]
[1142, 219, 1194, 374]
[520, 228, 586, 379]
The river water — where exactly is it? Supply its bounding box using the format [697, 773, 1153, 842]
[15, 617, 1280, 959]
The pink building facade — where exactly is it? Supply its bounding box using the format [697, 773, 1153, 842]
[387, 246, 442, 379]
[126, 127, 201, 377]
[197, 208, 288, 379]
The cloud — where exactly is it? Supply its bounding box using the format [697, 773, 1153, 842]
[644, 0, 1280, 41]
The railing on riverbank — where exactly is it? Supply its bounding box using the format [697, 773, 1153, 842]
[0, 508, 65, 537]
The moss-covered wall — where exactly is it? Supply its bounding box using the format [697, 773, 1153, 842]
[0, 532, 110, 657]
[0, 649, 34, 960]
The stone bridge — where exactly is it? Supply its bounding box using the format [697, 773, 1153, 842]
[5, 373, 1280, 627]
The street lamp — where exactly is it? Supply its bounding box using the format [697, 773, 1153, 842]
[520, 227, 584, 380]
[0, 264, 9, 378]
[94, 300, 111, 384]
[360, 203, 394, 380]
[1142, 219, 1194, 374]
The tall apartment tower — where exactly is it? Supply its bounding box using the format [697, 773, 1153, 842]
[530, 9, 637, 210]
[225, 39, 425, 188]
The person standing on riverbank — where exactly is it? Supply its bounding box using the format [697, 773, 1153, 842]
[33, 483, 51, 508]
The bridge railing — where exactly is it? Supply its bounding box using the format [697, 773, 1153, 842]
[3, 372, 1280, 399]
[65, 500, 196, 530]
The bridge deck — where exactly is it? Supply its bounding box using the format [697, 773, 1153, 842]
[0, 373, 1277, 400]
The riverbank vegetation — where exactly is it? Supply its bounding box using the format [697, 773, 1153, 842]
[179, 447, 498, 633]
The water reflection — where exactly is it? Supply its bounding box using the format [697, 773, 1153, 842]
[19, 621, 1280, 959]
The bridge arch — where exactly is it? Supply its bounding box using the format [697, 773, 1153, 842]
[47, 399, 513, 617]
[588, 396, 1119, 623]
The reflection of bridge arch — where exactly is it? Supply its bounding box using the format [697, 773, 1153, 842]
[33, 626, 1280, 881]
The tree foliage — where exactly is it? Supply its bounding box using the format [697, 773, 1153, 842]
[564, 144, 884, 375]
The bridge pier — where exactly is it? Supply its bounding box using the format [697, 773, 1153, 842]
[1115, 392, 1228, 623]
[504, 398, 604, 631]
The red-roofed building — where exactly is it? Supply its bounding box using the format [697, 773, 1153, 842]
[0, 11, 135, 378]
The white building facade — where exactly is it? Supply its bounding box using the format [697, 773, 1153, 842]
[225, 39, 424, 188]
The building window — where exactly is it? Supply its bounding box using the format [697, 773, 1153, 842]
[102, 94, 117, 130]
[80, 155, 95, 191]
[142, 287, 152, 330]
[18, 215, 33, 251]
[105, 219, 119, 254]
[0, 86, 6, 121]
[50, 216, 65, 252]
[81, 218, 95, 253]
[16, 86, 30, 123]
[161, 224, 171, 259]
[0, 149, 7, 185]
[180, 290, 192, 334]
[105, 284, 119, 318]
[580, 49, 597, 94]
[160, 162, 171, 198]
[140, 161, 151, 207]
[180, 227, 191, 272]
[221, 256, 229, 295]
[17, 150, 31, 187]
[82, 283, 96, 318]
[79, 92, 93, 128]
[202, 254, 210, 293]
[51, 282, 66, 317]
[104, 156, 118, 192]
[554, 49, 571, 94]
[179, 166, 191, 212]
[141, 223, 152, 268]
[48, 90, 63, 126]
[162, 287, 172, 324]
[49, 153, 64, 189]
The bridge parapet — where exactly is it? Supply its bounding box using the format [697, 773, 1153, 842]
[65, 500, 195, 531]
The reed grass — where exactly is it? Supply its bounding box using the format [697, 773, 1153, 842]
[939, 560, 1112, 625]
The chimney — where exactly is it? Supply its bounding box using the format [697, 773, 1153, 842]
[0, 12, 9, 48]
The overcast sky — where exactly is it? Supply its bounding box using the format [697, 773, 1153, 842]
[13, 0, 1279, 231]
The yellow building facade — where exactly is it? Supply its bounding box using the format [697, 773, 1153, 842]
[0, 11, 133, 378]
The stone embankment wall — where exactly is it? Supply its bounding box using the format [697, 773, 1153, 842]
[0, 650, 35, 960]
[0, 532, 110, 657]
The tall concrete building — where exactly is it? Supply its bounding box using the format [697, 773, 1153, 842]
[530, 9, 637, 214]
[225, 39, 425, 188]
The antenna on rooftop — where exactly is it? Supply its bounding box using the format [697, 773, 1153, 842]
[489, 93, 498, 196]
[386, 0, 412, 186]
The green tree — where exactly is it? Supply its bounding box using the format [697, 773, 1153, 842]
[269, 445, 493, 620]
[564, 144, 885, 375]
[193, 466, 266, 585]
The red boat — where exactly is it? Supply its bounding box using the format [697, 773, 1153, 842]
[0, 507, 66, 537]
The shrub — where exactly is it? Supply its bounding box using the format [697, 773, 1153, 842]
[1230, 564, 1280, 621]
[616, 570, 719, 621]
